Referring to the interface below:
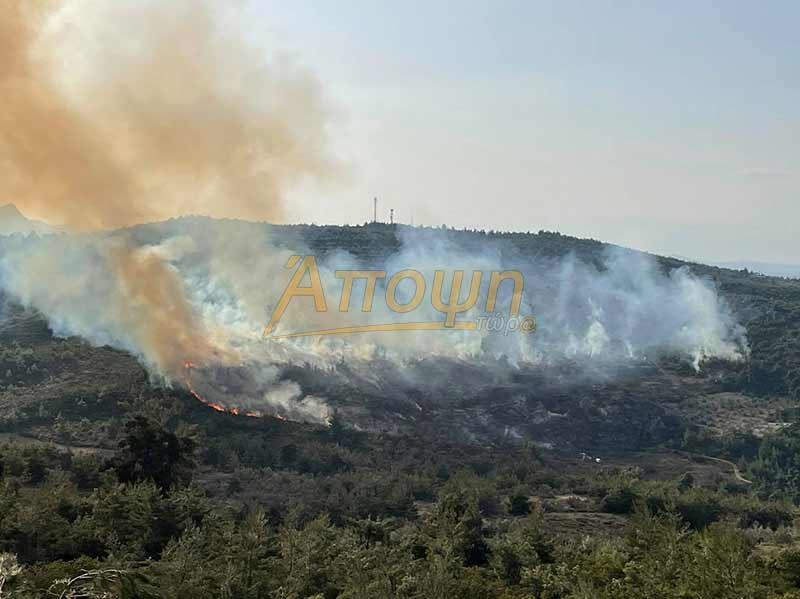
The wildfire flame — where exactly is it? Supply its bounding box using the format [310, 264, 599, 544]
[182, 360, 270, 419]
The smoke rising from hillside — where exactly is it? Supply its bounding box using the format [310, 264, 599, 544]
[0, 0, 340, 413]
[0, 2, 748, 423]
[0, 221, 749, 422]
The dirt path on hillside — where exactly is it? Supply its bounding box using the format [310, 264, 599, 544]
[684, 451, 753, 484]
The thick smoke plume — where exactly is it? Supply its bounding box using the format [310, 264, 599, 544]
[0, 0, 340, 419]
[1, 0, 337, 230]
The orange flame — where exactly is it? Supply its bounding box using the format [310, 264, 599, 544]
[182, 360, 277, 420]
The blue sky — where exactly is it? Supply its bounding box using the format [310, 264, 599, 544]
[242, 1, 799, 263]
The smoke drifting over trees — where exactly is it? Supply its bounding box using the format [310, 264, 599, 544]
[0, 220, 749, 422]
[0, 1, 747, 422]
[0, 0, 340, 402]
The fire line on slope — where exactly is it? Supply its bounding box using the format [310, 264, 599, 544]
[182, 361, 285, 419]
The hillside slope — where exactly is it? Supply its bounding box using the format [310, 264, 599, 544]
[0, 217, 797, 452]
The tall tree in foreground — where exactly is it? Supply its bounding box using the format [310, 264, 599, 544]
[113, 417, 196, 493]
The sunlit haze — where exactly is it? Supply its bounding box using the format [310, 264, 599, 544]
[244, 1, 799, 265]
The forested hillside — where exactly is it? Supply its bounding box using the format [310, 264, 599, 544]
[0, 221, 799, 597]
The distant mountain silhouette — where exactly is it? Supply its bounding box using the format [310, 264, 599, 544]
[0, 204, 57, 236]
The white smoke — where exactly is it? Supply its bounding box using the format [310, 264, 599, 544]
[519, 244, 748, 368]
[0, 221, 748, 423]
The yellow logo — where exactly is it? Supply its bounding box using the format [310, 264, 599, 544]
[263, 255, 536, 339]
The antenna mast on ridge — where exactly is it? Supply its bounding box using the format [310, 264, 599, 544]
[373, 197, 377, 223]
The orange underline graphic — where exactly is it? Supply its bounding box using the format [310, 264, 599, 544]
[264, 320, 478, 339]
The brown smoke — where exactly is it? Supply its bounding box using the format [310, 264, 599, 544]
[107, 239, 215, 375]
[0, 0, 337, 230]
[0, 0, 339, 381]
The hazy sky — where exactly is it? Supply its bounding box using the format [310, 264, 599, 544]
[241, 1, 798, 263]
